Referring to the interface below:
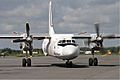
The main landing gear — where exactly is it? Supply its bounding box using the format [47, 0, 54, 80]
[22, 58, 31, 67]
[89, 48, 98, 66]
[22, 51, 32, 67]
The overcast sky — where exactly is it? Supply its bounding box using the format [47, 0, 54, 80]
[0, 0, 119, 49]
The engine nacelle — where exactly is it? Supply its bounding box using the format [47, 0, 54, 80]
[84, 34, 103, 48]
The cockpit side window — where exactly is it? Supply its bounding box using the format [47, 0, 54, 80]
[72, 40, 75, 43]
[58, 40, 77, 47]
[58, 40, 62, 44]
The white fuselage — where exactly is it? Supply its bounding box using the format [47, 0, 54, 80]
[42, 34, 80, 60]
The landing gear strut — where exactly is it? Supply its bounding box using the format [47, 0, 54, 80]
[66, 60, 73, 67]
[89, 48, 98, 66]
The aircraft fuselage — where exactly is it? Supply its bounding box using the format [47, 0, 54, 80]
[42, 34, 80, 60]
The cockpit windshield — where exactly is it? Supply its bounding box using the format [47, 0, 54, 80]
[58, 40, 77, 47]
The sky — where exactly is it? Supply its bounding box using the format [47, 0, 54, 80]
[0, 0, 119, 49]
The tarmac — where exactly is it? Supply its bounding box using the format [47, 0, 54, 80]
[0, 55, 119, 80]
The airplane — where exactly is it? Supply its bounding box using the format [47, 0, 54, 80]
[0, 1, 120, 67]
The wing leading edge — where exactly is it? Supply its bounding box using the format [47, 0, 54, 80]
[0, 33, 51, 40]
[72, 34, 91, 39]
[0, 34, 23, 39]
[72, 34, 120, 39]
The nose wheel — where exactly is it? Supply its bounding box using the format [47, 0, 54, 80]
[89, 48, 98, 66]
[66, 60, 73, 67]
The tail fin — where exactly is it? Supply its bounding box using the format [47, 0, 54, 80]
[49, 1, 55, 35]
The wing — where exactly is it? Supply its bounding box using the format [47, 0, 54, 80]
[73, 33, 120, 39]
[72, 34, 91, 39]
[102, 34, 120, 39]
[0, 33, 51, 40]
[0, 34, 23, 39]
[32, 33, 51, 40]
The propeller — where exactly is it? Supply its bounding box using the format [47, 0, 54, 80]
[84, 23, 103, 48]
[13, 22, 33, 56]
[84, 39, 91, 47]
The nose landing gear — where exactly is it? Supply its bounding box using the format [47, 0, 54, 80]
[66, 60, 73, 67]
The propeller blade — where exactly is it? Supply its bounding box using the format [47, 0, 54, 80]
[84, 39, 90, 47]
[29, 50, 32, 56]
[26, 22, 30, 37]
[28, 43, 33, 56]
[13, 39, 26, 43]
[84, 40, 88, 46]
[100, 41, 103, 47]
[95, 23, 100, 37]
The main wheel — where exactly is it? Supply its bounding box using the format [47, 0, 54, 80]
[93, 58, 98, 66]
[22, 58, 26, 67]
[89, 58, 93, 66]
[27, 58, 31, 67]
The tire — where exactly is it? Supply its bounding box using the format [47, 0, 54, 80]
[22, 58, 26, 67]
[66, 61, 73, 67]
[89, 58, 93, 66]
[27, 58, 31, 67]
[66, 61, 69, 65]
[94, 58, 98, 66]
[69, 61, 73, 67]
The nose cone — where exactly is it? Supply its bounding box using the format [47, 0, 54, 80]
[62, 45, 79, 59]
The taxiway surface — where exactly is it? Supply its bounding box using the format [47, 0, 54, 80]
[0, 55, 119, 79]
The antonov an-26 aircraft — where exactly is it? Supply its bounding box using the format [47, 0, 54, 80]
[0, 1, 120, 67]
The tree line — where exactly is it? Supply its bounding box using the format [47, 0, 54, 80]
[80, 46, 120, 54]
[0, 46, 120, 56]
